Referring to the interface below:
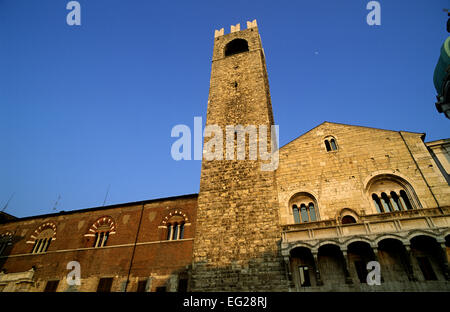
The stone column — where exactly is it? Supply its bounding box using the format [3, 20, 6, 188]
[340, 248, 353, 284]
[312, 251, 323, 286]
[438, 242, 450, 281]
[283, 256, 296, 290]
[283, 256, 292, 281]
[403, 244, 417, 282]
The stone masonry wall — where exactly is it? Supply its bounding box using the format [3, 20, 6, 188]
[276, 122, 450, 225]
[191, 26, 289, 291]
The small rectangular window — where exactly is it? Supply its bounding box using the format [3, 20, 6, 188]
[44, 280, 59, 292]
[417, 257, 437, 281]
[137, 280, 147, 292]
[298, 266, 311, 287]
[97, 277, 113, 292]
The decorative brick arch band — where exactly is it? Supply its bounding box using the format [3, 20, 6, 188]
[29, 222, 57, 243]
[84, 216, 116, 237]
[0, 231, 13, 243]
[161, 210, 189, 226]
[82, 216, 117, 249]
[1, 231, 13, 238]
[161, 210, 189, 241]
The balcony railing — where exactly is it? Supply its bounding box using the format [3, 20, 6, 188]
[282, 206, 450, 244]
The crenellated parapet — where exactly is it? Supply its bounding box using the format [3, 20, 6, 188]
[214, 19, 258, 38]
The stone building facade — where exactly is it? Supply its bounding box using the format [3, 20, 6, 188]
[0, 21, 449, 292]
[278, 122, 450, 291]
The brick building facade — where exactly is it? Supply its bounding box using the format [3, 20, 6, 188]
[0, 21, 449, 292]
[0, 195, 197, 292]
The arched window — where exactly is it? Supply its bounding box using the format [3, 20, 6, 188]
[179, 223, 185, 239]
[162, 210, 189, 241]
[390, 191, 401, 211]
[300, 204, 309, 222]
[399, 190, 413, 210]
[85, 216, 116, 248]
[324, 136, 338, 152]
[289, 192, 319, 223]
[94, 229, 110, 248]
[308, 203, 317, 221]
[330, 138, 337, 150]
[292, 205, 300, 224]
[172, 223, 179, 240]
[224, 39, 249, 57]
[380, 192, 393, 212]
[372, 194, 383, 213]
[367, 174, 420, 214]
[30, 223, 56, 254]
[341, 215, 357, 224]
[166, 225, 172, 240]
[167, 222, 185, 240]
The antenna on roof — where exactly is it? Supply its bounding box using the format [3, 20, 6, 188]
[52, 194, 61, 211]
[103, 184, 111, 206]
[1, 193, 15, 212]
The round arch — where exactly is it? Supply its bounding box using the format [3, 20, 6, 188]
[87, 216, 116, 235]
[317, 240, 341, 250]
[224, 38, 249, 57]
[162, 209, 189, 241]
[407, 231, 440, 243]
[344, 237, 375, 249]
[31, 222, 57, 241]
[161, 209, 190, 226]
[29, 222, 57, 254]
[288, 191, 320, 223]
[322, 135, 339, 152]
[287, 242, 315, 254]
[336, 208, 359, 223]
[374, 234, 407, 246]
[364, 173, 423, 213]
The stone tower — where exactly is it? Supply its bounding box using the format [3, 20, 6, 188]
[191, 20, 289, 291]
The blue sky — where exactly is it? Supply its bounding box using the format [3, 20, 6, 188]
[0, 0, 448, 218]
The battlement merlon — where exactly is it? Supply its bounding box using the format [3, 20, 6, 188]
[214, 19, 258, 38]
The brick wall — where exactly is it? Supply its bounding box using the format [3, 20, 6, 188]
[0, 195, 197, 292]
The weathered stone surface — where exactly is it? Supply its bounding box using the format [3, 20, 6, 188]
[191, 25, 289, 291]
